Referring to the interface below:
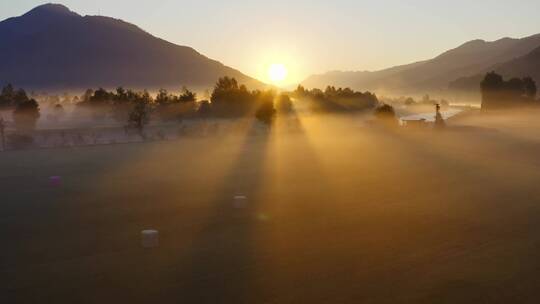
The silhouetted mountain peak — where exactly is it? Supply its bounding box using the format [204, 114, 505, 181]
[23, 3, 79, 18]
[0, 3, 262, 91]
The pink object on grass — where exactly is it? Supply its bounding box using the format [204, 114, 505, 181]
[49, 176, 62, 186]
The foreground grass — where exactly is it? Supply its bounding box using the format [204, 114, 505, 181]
[2, 115, 540, 303]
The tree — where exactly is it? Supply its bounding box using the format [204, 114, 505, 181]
[81, 89, 94, 103]
[154, 89, 176, 121]
[90, 88, 113, 106]
[13, 89, 30, 105]
[505, 78, 524, 93]
[295, 85, 307, 96]
[127, 96, 152, 139]
[440, 99, 450, 107]
[422, 94, 432, 105]
[481, 72, 504, 110]
[46, 95, 60, 107]
[255, 100, 276, 125]
[292, 84, 378, 113]
[210, 77, 253, 117]
[179, 87, 197, 103]
[1, 84, 14, 97]
[61, 93, 72, 105]
[154, 87, 197, 121]
[177, 87, 198, 119]
[54, 104, 66, 120]
[0, 84, 15, 108]
[404, 97, 416, 106]
[374, 104, 399, 126]
[111, 88, 136, 122]
[115, 87, 128, 102]
[481, 72, 538, 110]
[276, 94, 294, 114]
[523, 77, 537, 99]
[155, 89, 171, 105]
[197, 100, 212, 117]
[213, 76, 239, 92]
[13, 98, 40, 133]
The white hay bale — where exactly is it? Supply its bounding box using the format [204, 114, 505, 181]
[141, 229, 159, 248]
[233, 195, 248, 209]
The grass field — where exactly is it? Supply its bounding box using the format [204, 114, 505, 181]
[2, 114, 540, 303]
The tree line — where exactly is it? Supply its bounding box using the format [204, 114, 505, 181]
[0, 84, 40, 133]
[0, 77, 382, 148]
[293, 85, 378, 113]
[76, 77, 295, 135]
[481, 72, 538, 110]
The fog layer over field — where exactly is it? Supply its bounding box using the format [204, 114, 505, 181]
[2, 110, 540, 303]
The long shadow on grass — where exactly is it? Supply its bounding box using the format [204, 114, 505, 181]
[170, 120, 272, 303]
[170, 111, 336, 303]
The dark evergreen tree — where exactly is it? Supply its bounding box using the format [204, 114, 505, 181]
[13, 98, 40, 133]
[127, 93, 152, 139]
[0, 84, 15, 108]
[481, 72, 538, 110]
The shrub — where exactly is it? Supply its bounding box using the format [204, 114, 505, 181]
[374, 104, 399, 126]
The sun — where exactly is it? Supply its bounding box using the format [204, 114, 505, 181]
[268, 63, 288, 83]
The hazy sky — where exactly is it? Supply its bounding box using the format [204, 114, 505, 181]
[2, 1, 540, 85]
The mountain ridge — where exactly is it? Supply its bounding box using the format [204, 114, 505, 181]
[450, 44, 540, 94]
[303, 33, 540, 96]
[0, 3, 263, 91]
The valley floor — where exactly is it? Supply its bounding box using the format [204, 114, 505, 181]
[2, 113, 540, 303]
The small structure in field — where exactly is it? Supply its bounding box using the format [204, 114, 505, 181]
[402, 118, 427, 128]
[233, 195, 248, 209]
[141, 229, 159, 248]
[434, 103, 446, 129]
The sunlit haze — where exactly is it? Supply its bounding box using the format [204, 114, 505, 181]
[4, 1, 540, 303]
[2, 0, 540, 85]
[268, 64, 288, 84]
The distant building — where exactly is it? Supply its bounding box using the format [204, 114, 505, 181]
[402, 118, 427, 128]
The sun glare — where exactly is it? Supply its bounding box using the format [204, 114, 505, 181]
[268, 63, 288, 83]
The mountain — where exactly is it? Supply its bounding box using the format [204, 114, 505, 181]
[450, 45, 540, 93]
[495, 46, 540, 81]
[0, 4, 263, 91]
[303, 34, 540, 96]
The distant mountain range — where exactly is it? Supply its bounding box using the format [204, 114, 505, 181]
[304, 34, 540, 98]
[0, 4, 263, 91]
[3, 4, 538, 98]
[450, 44, 540, 94]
